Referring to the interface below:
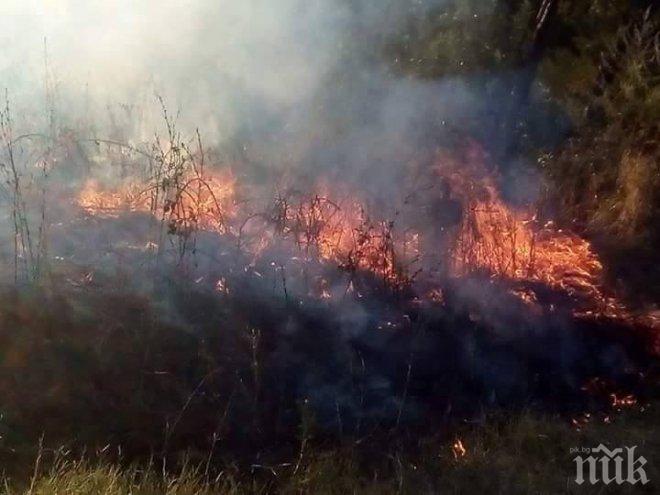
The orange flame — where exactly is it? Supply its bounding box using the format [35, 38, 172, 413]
[452, 438, 467, 458]
[273, 185, 418, 287]
[73, 143, 659, 352]
[77, 179, 150, 217]
[77, 169, 236, 234]
[433, 144, 658, 335]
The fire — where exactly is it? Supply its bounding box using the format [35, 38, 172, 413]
[78, 144, 610, 303]
[433, 144, 656, 330]
[215, 278, 230, 294]
[272, 185, 418, 288]
[77, 169, 236, 234]
[77, 179, 150, 217]
[610, 393, 637, 409]
[436, 146, 604, 295]
[581, 377, 640, 411]
[452, 438, 467, 459]
[73, 140, 658, 351]
[571, 413, 592, 430]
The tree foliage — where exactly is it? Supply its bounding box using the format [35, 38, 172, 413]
[387, 1, 659, 257]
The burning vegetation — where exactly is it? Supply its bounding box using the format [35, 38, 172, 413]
[0, 0, 658, 492]
[0, 106, 657, 482]
[71, 138, 659, 348]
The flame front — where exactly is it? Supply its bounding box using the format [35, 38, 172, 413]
[77, 169, 236, 235]
[435, 144, 658, 339]
[271, 187, 417, 288]
[73, 142, 658, 351]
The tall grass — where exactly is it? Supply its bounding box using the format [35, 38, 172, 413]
[3, 403, 657, 494]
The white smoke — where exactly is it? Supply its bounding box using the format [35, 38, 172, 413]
[0, 1, 458, 141]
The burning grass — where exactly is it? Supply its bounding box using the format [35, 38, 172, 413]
[1, 106, 658, 494]
[77, 164, 236, 235]
[437, 145, 632, 315]
[0, 4, 657, 492]
[69, 138, 660, 350]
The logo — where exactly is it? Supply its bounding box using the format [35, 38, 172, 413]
[571, 444, 649, 485]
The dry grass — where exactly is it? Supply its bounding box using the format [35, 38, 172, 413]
[593, 151, 657, 241]
[2, 403, 658, 494]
